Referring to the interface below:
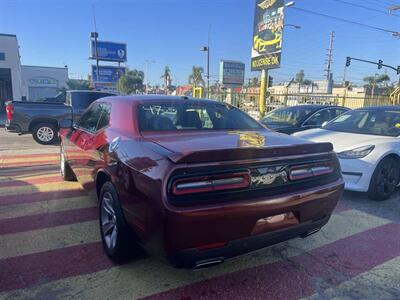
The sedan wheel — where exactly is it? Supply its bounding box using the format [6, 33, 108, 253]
[369, 157, 400, 201]
[99, 182, 136, 262]
[101, 192, 119, 251]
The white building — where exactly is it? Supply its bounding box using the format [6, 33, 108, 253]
[0, 33, 68, 103]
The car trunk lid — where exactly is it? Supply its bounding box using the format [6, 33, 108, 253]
[142, 130, 333, 163]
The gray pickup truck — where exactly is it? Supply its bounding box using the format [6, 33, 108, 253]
[5, 90, 114, 145]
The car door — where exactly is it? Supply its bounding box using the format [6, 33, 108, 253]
[67, 103, 110, 192]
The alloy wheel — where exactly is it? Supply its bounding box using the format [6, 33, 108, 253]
[101, 192, 118, 251]
[376, 162, 399, 197]
[37, 126, 54, 142]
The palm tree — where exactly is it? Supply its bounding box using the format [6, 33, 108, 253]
[188, 66, 205, 87]
[161, 66, 172, 95]
[363, 74, 391, 97]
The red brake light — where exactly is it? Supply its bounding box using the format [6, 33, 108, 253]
[172, 172, 250, 196]
[5, 103, 13, 121]
[289, 162, 334, 181]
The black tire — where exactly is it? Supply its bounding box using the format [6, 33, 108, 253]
[60, 148, 76, 181]
[99, 182, 135, 263]
[32, 123, 58, 145]
[368, 157, 400, 201]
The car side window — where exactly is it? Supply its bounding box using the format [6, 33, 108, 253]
[96, 103, 112, 131]
[78, 104, 103, 132]
[304, 109, 331, 127]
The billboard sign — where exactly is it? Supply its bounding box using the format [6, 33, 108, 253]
[219, 60, 245, 86]
[91, 65, 126, 83]
[90, 40, 127, 62]
[251, 0, 285, 71]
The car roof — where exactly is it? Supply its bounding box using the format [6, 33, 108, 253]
[354, 105, 400, 111]
[103, 95, 221, 104]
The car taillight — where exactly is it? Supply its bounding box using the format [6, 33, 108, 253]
[289, 162, 335, 181]
[171, 172, 250, 196]
[5, 103, 13, 121]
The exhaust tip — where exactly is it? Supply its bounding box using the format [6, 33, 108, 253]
[193, 257, 224, 270]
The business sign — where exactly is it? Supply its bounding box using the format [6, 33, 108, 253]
[91, 65, 126, 83]
[90, 40, 127, 62]
[219, 60, 245, 86]
[251, 0, 285, 71]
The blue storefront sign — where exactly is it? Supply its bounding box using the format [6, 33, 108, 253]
[91, 65, 126, 83]
[90, 40, 127, 62]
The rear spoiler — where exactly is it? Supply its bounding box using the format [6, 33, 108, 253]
[167, 143, 334, 164]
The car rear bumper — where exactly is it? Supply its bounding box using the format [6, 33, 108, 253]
[169, 214, 330, 268]
[164, 178, 344, 268]
[5, 121, 22, 133]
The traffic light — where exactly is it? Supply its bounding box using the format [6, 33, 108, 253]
[397, 66, 400, 75]
[268, 76, 273, 87]
[378, 60, 383, 69]
[345, 57, 351, 67]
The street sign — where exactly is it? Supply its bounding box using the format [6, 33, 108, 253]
[251, 0, 285, 71]
[90, 40, 127, 62]
[91, 65, 126, 83]
[219, 60, 245, 86]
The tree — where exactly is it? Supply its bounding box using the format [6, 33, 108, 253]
[294, 70, 316, 93]
[250, 77, 259, 87]
[188, 66, 205, 87]
[363, 74, 391, 97]
[117, 69, 145, 95]
[161, 66, 172, 95]
[66, 79, 90, 90]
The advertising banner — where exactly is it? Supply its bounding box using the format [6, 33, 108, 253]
[251, 0, 285, 71]
[91, 65, 126, 83]
[219, 60, 245, 86]
[90, 40, 127, 62]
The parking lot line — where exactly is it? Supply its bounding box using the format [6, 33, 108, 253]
[0, 173, 66, 188]
[0, 195, 93, 219]
[0, 181, 81, 196]
[0, 189, 86, 205]
[0, 206, 97, 235]
[0, 209, 391, 299]
[141, 222, 400, 300]
[0, 220, 99, 259]
[0, 165, 60, 177]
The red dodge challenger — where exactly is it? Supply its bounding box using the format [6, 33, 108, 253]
[59, 95, 344, 269]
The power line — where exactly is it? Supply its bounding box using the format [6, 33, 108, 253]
[330, 0, 400, 17]
[289, 6, 400, 35]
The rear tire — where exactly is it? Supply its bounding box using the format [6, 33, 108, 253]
[60, 149, 75, 181]
[32, 123, 58, 145]
[99, 182, 136, 263]
[368, 157, 400, 201]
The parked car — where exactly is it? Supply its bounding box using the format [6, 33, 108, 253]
[294, 106, 400, 201]
[260, 105, 349, 134]
[5, 90, 114, 145]
[59, 95, 344, 268]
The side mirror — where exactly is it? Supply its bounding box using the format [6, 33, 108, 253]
[59, 119, 73, 129]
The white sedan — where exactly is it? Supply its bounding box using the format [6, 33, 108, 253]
[293, 106, 400, 201]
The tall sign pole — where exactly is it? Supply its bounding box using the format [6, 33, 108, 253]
[251, 0, 286, 117]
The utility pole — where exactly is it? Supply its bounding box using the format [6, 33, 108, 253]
[91, 5, 99, 86]
[325, 31, 334, 80]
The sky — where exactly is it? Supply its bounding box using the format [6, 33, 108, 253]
[0, 0, 399, 86]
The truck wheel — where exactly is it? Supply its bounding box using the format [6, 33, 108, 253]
[99, 182, 137, 263]
[32, 123, 58, 145]
[60, 148, 76, 181]
[368, 157, 400, 201]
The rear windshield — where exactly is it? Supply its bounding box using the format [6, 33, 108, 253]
[138, 101, 262, 131]
[71, 92, 114, 109]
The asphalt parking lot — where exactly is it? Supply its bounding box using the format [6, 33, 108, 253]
[0, 129, 399, 300]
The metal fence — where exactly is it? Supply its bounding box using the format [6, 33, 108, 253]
[205, 91, 393, 119]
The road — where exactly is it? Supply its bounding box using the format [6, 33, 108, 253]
[0, 129, 399, 299]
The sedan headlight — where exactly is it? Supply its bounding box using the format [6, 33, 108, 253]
[337, 145, 375, 159]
